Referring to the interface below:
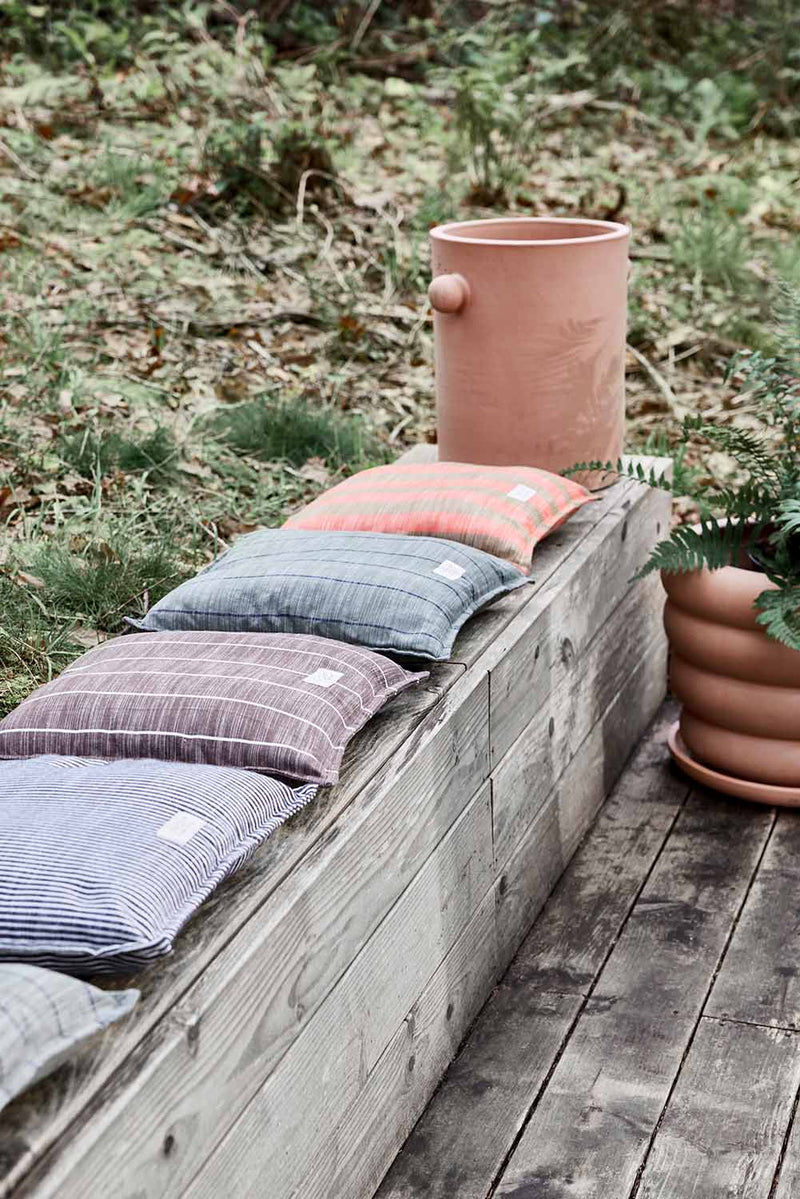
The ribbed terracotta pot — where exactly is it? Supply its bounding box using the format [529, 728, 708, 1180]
[663, 561, 800, 788]
[428, 217, 630, 489]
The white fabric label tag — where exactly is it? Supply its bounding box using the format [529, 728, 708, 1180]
[507, 483, 537, 502]
[433, 560, 466, 580]
[304, 668, 344, 687]
[157, 812, 206, 846]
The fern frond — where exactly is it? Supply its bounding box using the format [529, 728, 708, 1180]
[636, 520, 748, 578]
[754, 586, 800, 653]
[775, 498, 800, 539]
[680, 414, 779, 482]
[564, 459, 676, 492]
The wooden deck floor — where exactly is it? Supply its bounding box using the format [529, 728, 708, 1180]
[377, 703, 800, 1199]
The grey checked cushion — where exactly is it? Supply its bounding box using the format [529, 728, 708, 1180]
[0, 964, 138, 1112]
[129, 529, 529, 659]
[0, 755, 318, 975]
[0, 632, 426, 784]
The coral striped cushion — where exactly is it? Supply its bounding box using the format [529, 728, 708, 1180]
[0, 755, 318, 976]
[283, 462, 592, 571]
[0, 632, 427, 785]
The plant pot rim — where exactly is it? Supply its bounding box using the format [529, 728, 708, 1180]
[430, 216, 630, 248]
[668, 723, 800, 806]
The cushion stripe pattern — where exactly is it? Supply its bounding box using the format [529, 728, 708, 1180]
[283, 461, 593, 571]
[0, 964, 138, 1111]
[129, 529, 529, 659]
[0, 755, 318, 975]
[0, 632, 427, 785]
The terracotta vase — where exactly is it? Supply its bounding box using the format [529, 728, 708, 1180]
[428, 217, 630, 489]
[663, 561, 800, 788]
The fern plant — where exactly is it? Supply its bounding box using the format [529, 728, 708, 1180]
[573, 286, 800, 650]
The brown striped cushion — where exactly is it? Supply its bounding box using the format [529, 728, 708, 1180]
[283, 462, 592, 572]
[0, 632, 427, 786]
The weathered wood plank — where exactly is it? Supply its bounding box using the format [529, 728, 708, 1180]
[0, 665, 461, 1198]
[489, 481, 670, 766]
[636, 1015, 800, 1199]
[494, 791, 774, 1199]
[376, 709, 689, 1199]
[13, 670, 489, 1199]
[494, 632, 667, 969]
[706, 810, 800, 1031]
[182, 782, 493, 1199]
[492, 571, 664, 866]
[289, 891, 499, 1199]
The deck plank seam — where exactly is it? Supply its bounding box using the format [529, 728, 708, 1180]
[627, 800, 780, 1199]
[700, 1013, 800, 1036]
[483, 759, 693, 1199]
[768, 1045, 800, 1197]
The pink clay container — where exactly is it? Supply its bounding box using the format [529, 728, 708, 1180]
[428, 217, 630, 487]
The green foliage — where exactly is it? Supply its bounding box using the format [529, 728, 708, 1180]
[638, 520, 752, 577]
[0, 576, 82, 714]
[206, 396, 387, 470]
[672, 209, 752, 291]
[433, 21, 542, 200]
[755, 586, 800, 647]
[540, 0, 800, 135]
[30, 536, 192, 633]
[577, 286, 800, 650]
[59, 426, 177, 482]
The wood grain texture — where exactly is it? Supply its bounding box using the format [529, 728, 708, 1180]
[495, 792, 774, 1199]
[289, 892, 500, 1199]
[183, 783, 493, 1199]
[706, 810, 800, 1031]
[489, 481, 670, 766]
[376, 710, 689, 1199]
[15, 671, 489, 1199]
[494, 634, 668, 971]
[491, 572, 664, 866]
[637, 1016, 800, 1199]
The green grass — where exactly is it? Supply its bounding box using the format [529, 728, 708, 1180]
[207, 397, 389, 470]
[29, 536, 192, 632]
[0, 577, 83, 715]
[59, 426, 178, 481]
[671, 211, 753, 291]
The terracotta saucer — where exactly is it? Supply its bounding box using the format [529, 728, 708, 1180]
[668, 722, 800, 807]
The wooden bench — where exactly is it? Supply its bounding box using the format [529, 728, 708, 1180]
[0, 457, 670, 1199]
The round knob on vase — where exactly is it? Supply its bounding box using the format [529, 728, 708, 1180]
[428, 273, 470, 314]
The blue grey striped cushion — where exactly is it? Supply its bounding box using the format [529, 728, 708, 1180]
[0, 756, 317, 976]
[0, 964, 138, 1112]
[129, 529, 529, 659]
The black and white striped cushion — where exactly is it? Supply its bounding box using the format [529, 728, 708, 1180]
[0, 755, 317, 977]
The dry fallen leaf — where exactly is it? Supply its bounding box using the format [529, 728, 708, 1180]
[16, 571, 45, 589]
